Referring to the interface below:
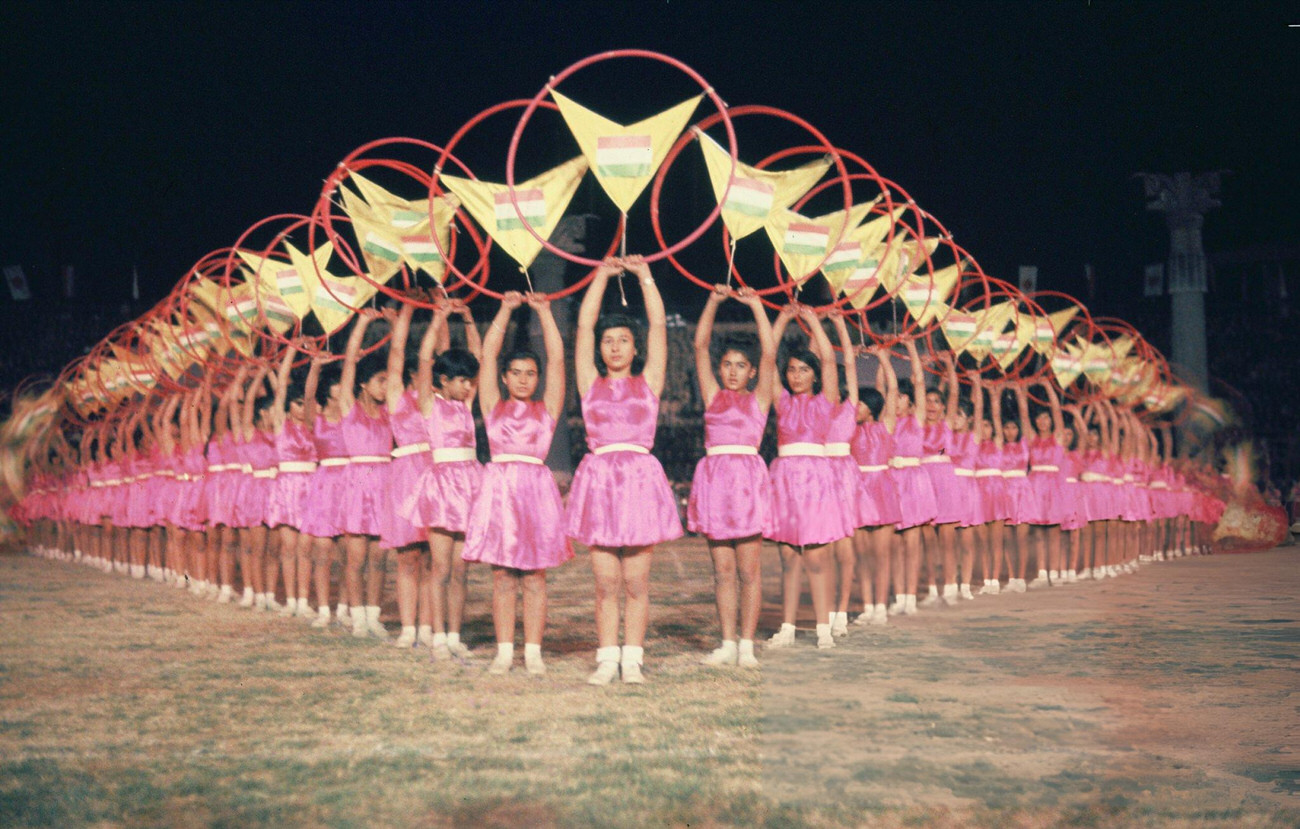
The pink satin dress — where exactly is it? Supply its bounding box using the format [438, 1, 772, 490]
[339, 404, 391, 536]
[268, 419, 316, 530]
[1059, 450, 1086, 531]
[381, 390, 433, 549]
[948, 430, 984, 528]
[999, 440, 1038, 526]
[923, 421, 963, 525]
[974, 440, 1008, 524]
[766, 389, 845, 546]
[889, 416, 938, 530]
[824, 400, 862, 537]
[299, 415, 349, 539]
[1026, 435, 1067, 526]
[686, 389, 773, 541]
[235, 430, 277, 528]
[566, 375, 683, 548]
[401, 395, 482, 536]
[463, 398, 573, 569]
[850, 420, 901, 528]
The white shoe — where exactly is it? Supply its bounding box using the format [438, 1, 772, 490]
[887, 600, 906, 616]
[869, 605, 889, 626]
[368, 620, 389, 640]
[217, 586, 234, 603]
[902, 595, 918, 615]
[737, 641, 759, 668]
[816, 626, 835, 649]
[447, 640, 471, 659]
[988, 580, 1002, 595]
[919, 591, 941, 608]
[238, 589, 255, 608]
[853, 611, 873, 626]
[351, 617, 370, 638]
[393, 628, 417, 648]
[1066, 570, 1079, 584]
[488, 653, 512, 676]
[311, 611, 331, 629]
[620, 661, 645, 684]
[830, 612, 849, 637]
[525, 652, 547, 676]
[959, 584, 975, 600]
[416, 626, 434, 647]
[1028, 575, 1049, 589]
[265, 597, 283, 613]
[941, 586, 960, 606]
[253, 594, 268, 611]
[587, 661, 620, 686]
[430, 643, 453, 662]
[702, 644, 738, 667]
[768, 624, 796, 648]
[296, 603, 318, 620]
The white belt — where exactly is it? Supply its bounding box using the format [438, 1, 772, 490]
[279, 461, 318, 473]
[1123, 475, 1136, 482]
[858, 464, 888, 473]
[1031, 465, 1061, 473]
[206, 464, 230, 473]
[975, 469, 1000, 478]
[1003, 470, 1027, 478]
[90, 481, 106, 488]
[1066, 477, 1079, 483]
[176, 473, 194, 482]
[252, 469, 278, 479]
[706, 445, 758, 456]
[593, 443, 649, 456]
[432, 447, 476, 463]
[155, 470, 175, 478]
[239, 464, 254, 474]
[391, 442, 430, 459]
[921, 455, 951, 465]
[824, 442, 851, 457]
[491, 454, 543, 465]
[1080, 472, 1108, 483]
[778, 442, 825, 458]
[104, 478, 122, 486]
[1149, 481, 1168, 489]
[1134, 482, 1148, 488]
[890, 457, 920, 468]
[319, 457, 350, 468]
[349, 455, 391, 465]
[954, 468, 975, 477]
[122, 476, 137, 484]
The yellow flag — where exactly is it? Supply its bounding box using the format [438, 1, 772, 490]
[876, 233, 942, 296]
[965, 302, 1016, 361]
[1051, 340, 1084, 387]
[276, 241, 369, 335]
[696, 130, 831, 240]
[823, 205, 908, 307]
[339, 174, 457, 284]
[339, 187, 404, 285]
[550, 89, 700, 213]
[1109, 335, 1135, 362]
[440, 156, 588, 270]
[188, 277, 224, 317]
[938, 305, 981, 353]
[992, 315, 1035, 371]
[239, 242, 330, 321]
[765, 202, 874, 286]
[900, 262, 961, 326]
[1079, 339, 1112, 385]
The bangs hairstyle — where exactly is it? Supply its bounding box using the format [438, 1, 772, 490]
[859, 387, 885, 419]
[501, 348, 541, 375]
[715, 333, 759, 369]
[594, 313, 645, 377]
[285, 382, 307, 406]
[956, 398, 974, 418]
[433, 348, 480, 387]
[355, 354, 387, 386]
[316, 365, 342, 406]
[781, 348, 822, 394]
[252, 394, 275, 419]
[896, 378, 915, 400]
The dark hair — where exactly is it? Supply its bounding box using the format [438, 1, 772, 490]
[897, 378, 915, 399]
[859, 387, 885, 419]
[252, 394, 275, 419]
[594, 313, 645, 377]
[356, 354, 386, 386]
[926, 386, 947, 405]
[955, 398, 974, 418]
[402, 356, 418, 385]
[316, 365, 342, 407]
[285, 382, 307, 407]
[501, 348, 541, 375]
[433, 348, 479, 387]
[781, 348, 822, 394]
[716, 333, 759, 368]
[837, 364, 849, 400]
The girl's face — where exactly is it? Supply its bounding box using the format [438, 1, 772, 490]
[856, 400, 874, 424]
[440, 375, 477, 403]
[1085, 430, 1101, 450]
[950, 410, 970, 434]
[978, 418, 993, 441]
[502, 358, 539, 402]
[894, 393, 913, 418]
[599, 327, 637, 374]
[256, 408, 275, 432]
[326, 382, 342, 406]
[785, 357, 815, 395]
[288, 398, 306, 423]
[924, 391, 944, 424]
[1003, 420, 1021, 442]
[359, 372, 388, 404]
[1034, 411, 1052, 435]
[1062, 426, 1076, 448]
[717, 350, 756, 392]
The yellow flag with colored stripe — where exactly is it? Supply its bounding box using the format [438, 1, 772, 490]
[1051, 340, 1085, 388]
[965, 302, 1016, 361]
[339, 173, 457, 284]
[696, 130, 831, 240]
[899, 262, 961, 326]
[765, 202, 874, 286]
[938, 305, 981, 353]
[550, 89, 700, 213]
[440, 156, 588, 270]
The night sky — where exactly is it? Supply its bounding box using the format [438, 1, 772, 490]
[1, 0, 1297, 311]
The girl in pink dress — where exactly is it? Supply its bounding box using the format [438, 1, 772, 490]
[200, 371, 245, 599]
[886, 338, 938, 617]
[688, 285, 775, 668]
[406, 299, 482, 660]
[1022, 380, 1068, 587]
[336, 311, 394, 639]
[266, 345, 320, 620]
[851, 346, 901, 625]
[949, 390, 984, 601]
[825, 312, 862, 637]
[998, 384, 1036, 592]
[465, 292, 571, 676]
[298, 357, 349, 627]
[568, 256, 682, 685]
[233, 366, 278, 611]
[765, 303, 842, 650]
[920, 353, 962, 607]
[971, 375, 1008, 594]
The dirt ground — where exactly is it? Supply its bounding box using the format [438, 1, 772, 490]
[0, 538, 1297, 826]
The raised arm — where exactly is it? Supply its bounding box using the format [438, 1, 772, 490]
[574, 258, 621, 397]
[453, 300, 481, 362]
[1043, 381, 1066, 444]
[990, 381, 1005, 449]
[530, 293, 567, 422]
[737, 287, 777, 412]
[624, 255, 668, 397]
[416, 303, 450, 414]
[479, 292, 522, 416]
[384, 304, 415, 414]
[241, 365, 269, 440]
[830, 311, 857, 407]
[339, 310, 377, 416]
[903, 337, 926, 426]
[1014, 381, 1032, 440]
[693, 285, 728, 408]
[940, 351, 959, 422]
[301, 355, 324, 428]
[971, 372, 985, 444]
[800, 305, 838, 403]
[270, 344, 297, 432]
[157, 395, 180, 454]
[875, 345, 899, 433]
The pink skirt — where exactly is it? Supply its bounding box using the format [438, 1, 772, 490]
[766, 455, 847, 546]
[380, 454, 431, 549]
[890, 465, 938, 530]
[856, 467, 901, 528]
[1003, 477, 1040, 526]
[955, 473, 985, 528]
[464, 461, 573, 569]
[338, 462, 387, 536]
[1059, 479, 1086, 530]
[234, 475, 275, 528]
[267, 472, 310, 530]
[299, 465, 348, 538]
[924, 461, 965, 525]
[687, 454, 772, 541]
[401, 459, 482, 536]
[1027, 471, 1066, 525]
[567, 451, 682, 548]
[169, 478, 207, 531]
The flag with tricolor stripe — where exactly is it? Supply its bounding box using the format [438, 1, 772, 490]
[939, 308, 980, 353]
[440, 156, 588, 270]
[276, 267, 305, 296]
[493, 189, 546, 232]
[260, 293, 297, 332]
[1051, 347, 1083, 388]
[390, 209, 425, 229]
[551, 89, 700, 212]
[696, 129, 832, 240]
[783, 222, 830, 256]
[362, 231, 402, 264]
[841, 262, 882, 309]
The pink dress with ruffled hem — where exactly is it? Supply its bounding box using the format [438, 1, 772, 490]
[686, 389, 773, 541]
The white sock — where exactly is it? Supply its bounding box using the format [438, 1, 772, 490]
[336, 603, 349, 619]
[927, 585, 939, 597]
[716, 639, 738, 655]
[417, 624, 433, 642]
[1037, 569, 1049, 580]
[596, 646, 620, 664]
[524, 643, 542, 661]
[432, 631, 448, 647]
[496, 642, 514, 660]
[779, 622, 796, 635]
[366, 605, 381, 623]
[316, 606, 330, 620]
[621, 645, 643, 666]
[815, 623, 832, 641]
[284, 597, 298, 613]
[738, 639, 755, 657]
[447, 632, 461, 648]
[398, 625, 416, 640]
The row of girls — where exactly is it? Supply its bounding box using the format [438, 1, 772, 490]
[16, 256, 1225, 683]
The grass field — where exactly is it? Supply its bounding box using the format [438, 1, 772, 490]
[1, 541, 1298, 827]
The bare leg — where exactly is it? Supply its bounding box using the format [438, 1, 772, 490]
[341, 534, 366, 608]
[396, 547, 421, 629]
[708, 540, 739, 642]
[620, 546, 653, 648]
[364, 540, 386, 608]
[590, 546, 623, 649]
[491, 566, 519, 644]
[735, 537, 762, 641]
[521, 570, 547, 646]
[777, 544, 804, 626]
[311, 536, 335, 611]
[833, 536, 855, 614]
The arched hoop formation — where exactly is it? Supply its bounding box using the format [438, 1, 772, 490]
[505, 49, 737, 268]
